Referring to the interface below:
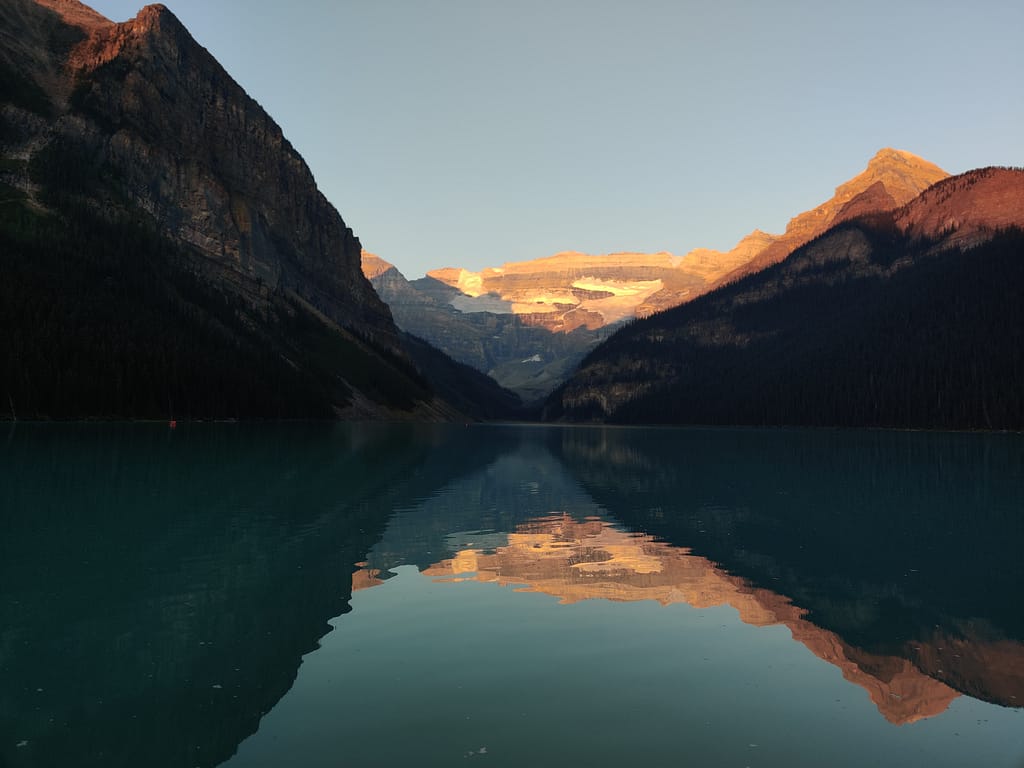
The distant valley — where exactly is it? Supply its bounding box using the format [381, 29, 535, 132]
[362, 251, 613, 403]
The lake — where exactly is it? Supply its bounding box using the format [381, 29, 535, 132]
[1, 422, 1022, 767]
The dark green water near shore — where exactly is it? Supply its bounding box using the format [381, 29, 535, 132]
[2, 423, 1022, 767]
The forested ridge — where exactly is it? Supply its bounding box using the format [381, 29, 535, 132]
[547, 215, 1024, 430]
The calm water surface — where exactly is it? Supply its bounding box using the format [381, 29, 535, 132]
[1, 423, 1022, 767]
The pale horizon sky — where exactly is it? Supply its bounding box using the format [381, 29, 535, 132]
[87, 0, 1023, 278]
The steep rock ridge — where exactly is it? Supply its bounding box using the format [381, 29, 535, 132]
[710, 147, 949, 288]
[53, 2, 398, 347]
[1, 0, 394, 347]
[361, 251, 395, 281]
[546, 166, 1024, 429]
[0, 0, 103, 104]
[31, 0, 110, 28]
[361, 251, 437, 310]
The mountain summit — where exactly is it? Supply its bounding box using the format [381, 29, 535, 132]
[709, 147, 949, 288]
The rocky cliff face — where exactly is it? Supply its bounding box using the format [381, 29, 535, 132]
[1, 0, 489, 419]
[57, 1, 396, 345]
[710, 147, 950, 287]
[2, 0, 397, 344]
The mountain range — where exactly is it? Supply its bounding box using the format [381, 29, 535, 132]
[425, 147, 949, 322]
[363, 148, 961, 403]
[2, 0, 1021, 428]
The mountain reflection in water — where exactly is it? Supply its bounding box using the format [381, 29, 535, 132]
[2, 423, 1022, 768]
[341, 426, 1024, 727]
[356, 512, 961, 724]
[553, 426, 1024, 712]
[0, 423, 510, 768]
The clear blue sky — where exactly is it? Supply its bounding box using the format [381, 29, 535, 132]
[87, 0, 1023, 277]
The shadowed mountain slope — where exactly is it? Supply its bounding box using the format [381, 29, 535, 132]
[0, 0, 514, 420]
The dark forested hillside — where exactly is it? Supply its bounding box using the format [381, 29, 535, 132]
[0, 158, 431, 419]
[546, 217, 1024, 430]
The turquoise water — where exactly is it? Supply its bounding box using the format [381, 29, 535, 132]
[2, 423, 1022, 767]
